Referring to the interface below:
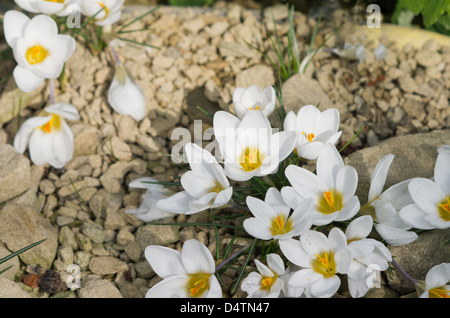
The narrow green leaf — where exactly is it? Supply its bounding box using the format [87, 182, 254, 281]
[0, 238, 47, 266]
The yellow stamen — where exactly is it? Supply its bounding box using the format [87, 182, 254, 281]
[97, 3, 110, 20]
[438, 196, 450, 222]
[429, 286, 450, 298]
[249, 105, 260, 110]
[270, 214, 293, 236]
[26, 45, 49, 65]
[239, 147, 263, 172]
[260, 275, 277, 290]
[187, 274, 210, 298]
[317, 189, 343, 214]
[302, 132, 315, 142]
[44, 0, 65, 3]
[40, 114, 61, 134]
[312, 252, 336, 278]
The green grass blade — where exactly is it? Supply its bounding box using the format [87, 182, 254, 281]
[0, 238, 47, 266]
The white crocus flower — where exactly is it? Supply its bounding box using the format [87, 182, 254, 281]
[3, 10, 76, 93]
[213, 110, 296, 182]
[241, 253, 290, 298]
[284, 143, 360, 226]
[243, 188, 312, 241]
[80, 0, 124, 26]
[126, 177, 176, 222]
[359, 154, 417, 246]
[13, 103, 79, 169]
[345, 216, 392, 298]
[400, 150, 450, 230]
[145, 239, 222, 298]
[232, 85, 276, 120]
[107, 59, 146, 121]
[283, 105, 342, 160]
[14, 0, 80, 16]
[279, 228, 352, 298]
[156, 143, 233, 215]
[416, 263, 450, 298]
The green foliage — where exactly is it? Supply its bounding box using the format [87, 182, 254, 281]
[168, 0, 214, 6]
[393, 0, 450, 33]
[0, 239, 47, 275]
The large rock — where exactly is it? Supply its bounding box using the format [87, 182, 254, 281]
[0, 203, 58, 268]
[0, 144, 32, 204]
[78, 279, 123, 298]
[344, 129, 450, 204]
[0, 277, 32, 298]
[387, 228, 450, 294]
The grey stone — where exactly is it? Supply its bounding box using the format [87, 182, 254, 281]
[0, 144, 32, 204]
[78, 279, 123, 298]
[235, 64, 275, 92]
[0, 203, 58, 268]
[135, 220, 180, 250]
[72, 123, 102, 156]
[0, 277, 32, 298]
[89, 256, 128, 276]
[344, 129, 450, 205]
[387, 228, 450, 294]
[0, 245, 21, 281]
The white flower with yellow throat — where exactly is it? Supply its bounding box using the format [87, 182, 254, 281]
[3, 10, 76, 93]
[13, 103, 79, 169]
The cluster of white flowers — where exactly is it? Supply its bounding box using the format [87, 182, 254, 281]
[3, 0, 147, 169]
[132, 84, 450, 299]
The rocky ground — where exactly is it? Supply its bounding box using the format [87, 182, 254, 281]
[0, 2, 449, 298]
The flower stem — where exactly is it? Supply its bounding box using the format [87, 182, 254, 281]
[49, 79, 55, 104]
[391, 259, 417, 286]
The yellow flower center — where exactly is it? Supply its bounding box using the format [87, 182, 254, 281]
[210, 181, 224, 194]
[40, 114, 61, 134]
[302, 132, 315, 142]
[260, 274, 277, 291]
[44, 0, 65, 3]
[317, 189, 343, 214]
[429, 286, 450, 298]
[438, 196, 450, 222]
[26, 45, 49, 65]
[270, 214, 293, 236]
[249, 105, 260, 110]
[187, 274, 210, 298]
[312, 251, 336, 278]
[239, 147, 263, 172]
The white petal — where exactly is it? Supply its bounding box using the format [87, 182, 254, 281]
[334, 195, 360, 222]
[434, 151, 450, 194]
[310, 275, 340, 298]
[3, 10, 29, 47]
[399, 203, 435, 230]
[408, 178, 444, 214]
[144, 245, 186, 278]
[145, 275, 190, 298]
[13, 115, 52, 154]
[425, 263, 450, 289]
[243, 218, 274, 240]
[374, 224, 418, 246]
[368, 154, 394, 202]
[212, 187, 233, 208]
[335, 166, 358, 203]
[181, 170, 215, 198]
[289, 269, 322, 288]
[300, 230, 329, 258]
[266, 254, 285, 276]
[181, 239, 215, 275]
[346, 215, 373, 241]
[378, 179, 414, 210]
[285, 164, 327, 200]
[45, 103, 80, 121]
[108, 70, 146, 121]
[13, 65, 44, 93]
[13, 0, 40, 13]
[316, 143, 344, 189]
[156, 191, 193, 214]
[279, 239, 311, 268]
